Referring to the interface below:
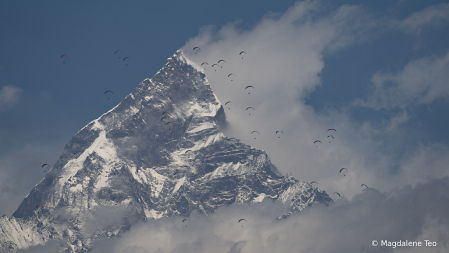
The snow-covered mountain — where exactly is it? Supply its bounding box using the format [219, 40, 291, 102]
[0, 51, 332, 252]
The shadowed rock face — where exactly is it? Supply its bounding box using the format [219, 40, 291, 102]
[2, 51, 332, 252]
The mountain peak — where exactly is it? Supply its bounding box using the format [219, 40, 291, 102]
[5, 50, 331, 252]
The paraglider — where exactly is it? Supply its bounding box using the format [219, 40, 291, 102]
[225, 101, 232, 109]
[42, 164, 50, 168]
[333, 192, 341, 197]
[314, 140, 322, 147]
[228, 73, 236, 81]
[239, 51, 246, 59]
[36, 205, 44, 209]
[162, 111, 169, 115]
[238, 218, 246, 227]
[182, 218, 190, 227]
[361, 184, 368, 190]
[218, 60, 226, 64]
[201, 62, 208, 66]
[251, 131, 260, 139]
[246, 107, 254, 115]
[161, 116, 168, 121]
[245, 86, 254, 94]
[61, 54, 68, 63]
[340, 168, 347, 176]
[165, 121, 174, 125]
[104, 90, 113, 99]
[185, 150, 192, 154]
[327, 128, 337, 132]
[123, 57, 130, 66]
[276, 130, 283, 138]
[310, 181, 318, 184]
[193, 47, 201, 54]
[114, 50, 122, 58]
[212, 64, 219, 71]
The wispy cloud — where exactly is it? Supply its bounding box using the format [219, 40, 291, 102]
[355, 51, 449, 110]
[392, 3, 449, 35]
[0, 85, 22, 110]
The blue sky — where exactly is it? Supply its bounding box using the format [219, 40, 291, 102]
[2, 0, 449, 252]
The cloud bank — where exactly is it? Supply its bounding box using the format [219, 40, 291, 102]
[84, 177, 449, 253]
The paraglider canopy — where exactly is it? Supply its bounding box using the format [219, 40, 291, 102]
[276, 130, 283, 138]
[114, 50, 122, 58]
[193, 47, 201, 54]
[61, 54, 68, 63]
[225, 101, 233, 109]
[42, 164, 50, 168]
[310, 181, 318, 184]
[104, 90, 113, 99]
[251, 131, 260, 139]
[238, 219, 246, 223]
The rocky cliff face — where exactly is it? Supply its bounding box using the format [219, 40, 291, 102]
[0, 51, 332, 252]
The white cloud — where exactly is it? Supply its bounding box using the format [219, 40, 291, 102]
[89, 177, 449, 253]
[393, 3, 449, 35]
[178, 1, 445, 202]
[0, 85, 22, 110]
[356, 51, 449, 110]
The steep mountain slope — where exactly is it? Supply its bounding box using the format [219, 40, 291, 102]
[1, 51, 332, 252]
